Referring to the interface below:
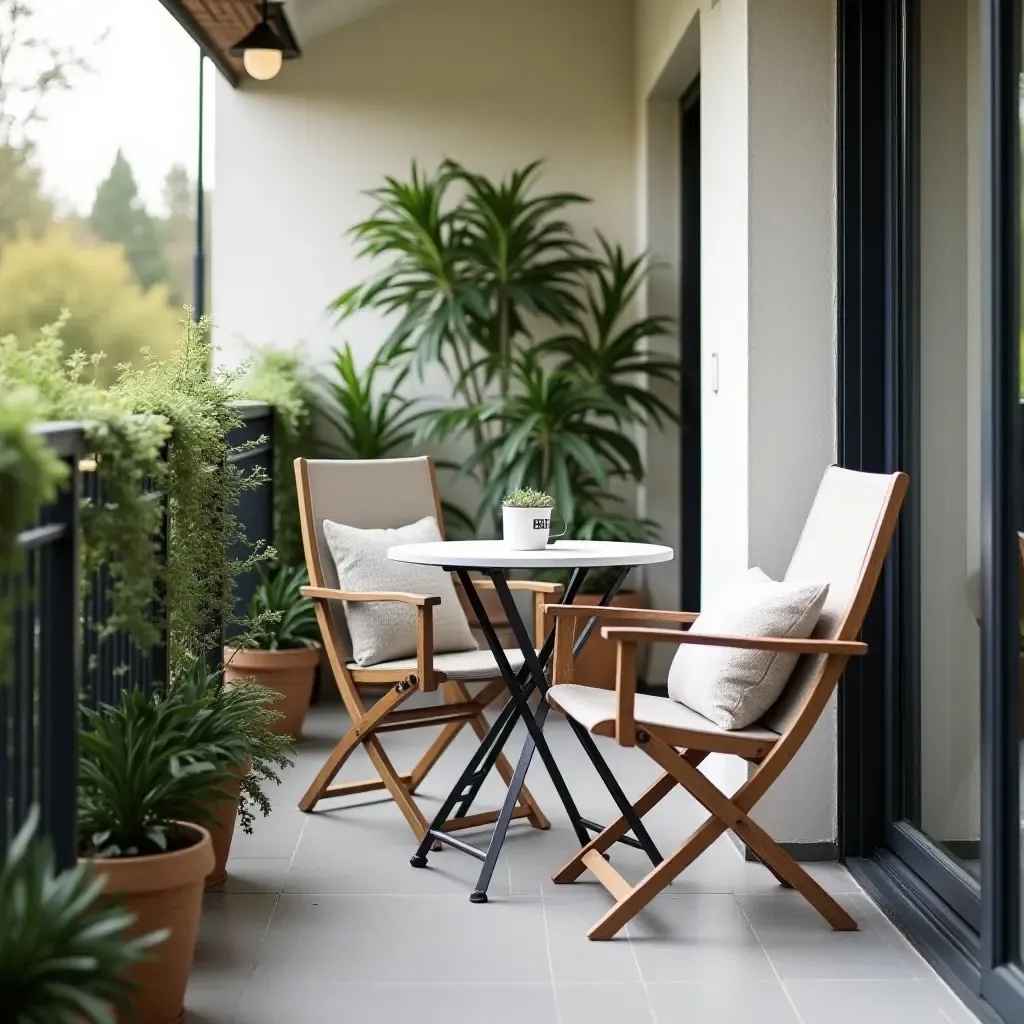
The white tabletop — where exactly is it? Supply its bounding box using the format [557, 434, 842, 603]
[387, 539, 674, 570]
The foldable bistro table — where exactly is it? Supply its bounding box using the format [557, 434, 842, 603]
[387, 539, 674, 903]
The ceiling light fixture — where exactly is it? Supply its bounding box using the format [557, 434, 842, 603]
[229, 0, 285, 81]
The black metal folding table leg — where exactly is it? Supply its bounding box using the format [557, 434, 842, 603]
[469, 698, 555, 903]
[565, 717, 663, 865]
[498, 564, 663, 866]
[457, 573, 590, 839]
[410, 689, 525, 867]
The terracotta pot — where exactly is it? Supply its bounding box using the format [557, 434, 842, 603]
[223, 645, 320, 738]
[83, 823, 213, 1024]
[196, 760, 248, 887]
[568, 591, 645, 690]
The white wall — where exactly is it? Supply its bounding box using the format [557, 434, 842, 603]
[636, 0, 839, 846]
[212, 0, 635, 372]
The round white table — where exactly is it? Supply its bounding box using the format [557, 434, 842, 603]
[388, 538, 674, 903]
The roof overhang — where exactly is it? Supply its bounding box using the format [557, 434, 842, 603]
[158, 1, 303, 87]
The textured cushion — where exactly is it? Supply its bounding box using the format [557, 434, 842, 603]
[323, 515, 478, 667]
[667, 567, 829, 730]
[348, 648, 526, 682]
[547, 684, 780, 743]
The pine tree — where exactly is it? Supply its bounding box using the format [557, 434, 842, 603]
[89, 150, 168, 292]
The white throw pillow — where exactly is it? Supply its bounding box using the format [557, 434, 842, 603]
[667, 567, 829, 730]
[322, 515, 478, 667]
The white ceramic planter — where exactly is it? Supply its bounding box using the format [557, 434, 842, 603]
[502, 506, 553, 550]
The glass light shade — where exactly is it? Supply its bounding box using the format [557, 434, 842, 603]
[243, 47, 283, 81]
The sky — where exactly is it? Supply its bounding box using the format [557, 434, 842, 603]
[16, 0, 214, 217]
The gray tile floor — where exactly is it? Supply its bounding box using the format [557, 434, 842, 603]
[186, 699, 979, 1024]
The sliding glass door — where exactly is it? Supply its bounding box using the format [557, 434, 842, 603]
[838, 0, 1024, 1019]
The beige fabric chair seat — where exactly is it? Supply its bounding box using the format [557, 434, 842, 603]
[548, 683, 780, 743]
[348, 648, 527, 682]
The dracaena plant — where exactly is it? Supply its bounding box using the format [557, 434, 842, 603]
[333, 159, 679, 541]
[331, 159, 595, 476]
[77, 688, 238, 859]
[0, 809, 163, 1024]
[314, 341, 475, 535]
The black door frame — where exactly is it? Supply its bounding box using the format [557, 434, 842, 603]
[837, 0, 1024, 1019]
[680, 81, 701, 613]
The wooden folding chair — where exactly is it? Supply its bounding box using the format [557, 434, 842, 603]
[295, 456, 554, 841]
[544, 466, 908, 939]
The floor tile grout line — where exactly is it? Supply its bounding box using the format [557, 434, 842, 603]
[540, 893, 564, 1024]
[734, 892, 807, 1024]
[624, 917, 658, 1023]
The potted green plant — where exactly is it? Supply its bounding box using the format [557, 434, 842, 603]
[502, 487, 562, 550]
[77, 689, 232, 1024]
[0, 809, 162, 1024]
[223, 564, 321, 738]
[171, 658, 294, 885]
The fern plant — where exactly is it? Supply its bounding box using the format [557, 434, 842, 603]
[0, 809, 163, 1024]
[169, 658, 295, 834]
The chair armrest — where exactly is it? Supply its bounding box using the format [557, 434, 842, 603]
[600, 626, 868, 656]
[301, 586, 441, 608]
[604, 631, 865, 749]
[545, 604, 699, 625]
[301, 586, 440, 690]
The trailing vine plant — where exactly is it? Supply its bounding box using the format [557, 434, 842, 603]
[0, 317, 169, 657]
[116, 313, 274, 662]
[237, 343, 317, 567]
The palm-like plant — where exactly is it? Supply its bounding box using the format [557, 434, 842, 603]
[315, 343, 423, 460]
[422, 354, 643, 527]
[78, 689, 237, 859]
[331, 160, 595, 458]
[539, 235, 680, 429]
[0, 809, 162, 1024]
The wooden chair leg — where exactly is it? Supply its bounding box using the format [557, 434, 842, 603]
[587, 811, 728, 940]
[642, 733, 857, 933]
[365, 735, 430, 840]
[553, 751, 709, 885]
[298, 681, 416, 813]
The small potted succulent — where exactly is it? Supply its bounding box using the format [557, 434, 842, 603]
[0, 809, 163, 1024]
[172, 657, 294, 885]
[77, 689, 232, 1024]
[223, 564, 321, 738]
[501, 488, 564, 551]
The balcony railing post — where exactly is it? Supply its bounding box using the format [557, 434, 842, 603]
[38, 451, 82, 870]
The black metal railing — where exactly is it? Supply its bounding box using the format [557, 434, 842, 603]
[226, 402, 275, 640]
[81, 443, 170, 708]
[2, 424, 84, 869]
[1, 404, 276, 868]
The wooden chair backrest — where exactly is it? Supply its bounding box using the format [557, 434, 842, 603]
[759, 467, 908, 736]
[294, 456, 445, 658]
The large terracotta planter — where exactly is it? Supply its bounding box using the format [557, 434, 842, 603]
[223, 645, 320, 738]
[196, 760, 248, 886]
[568, 591, 645, 690]
[84, 823, 213, 1024]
